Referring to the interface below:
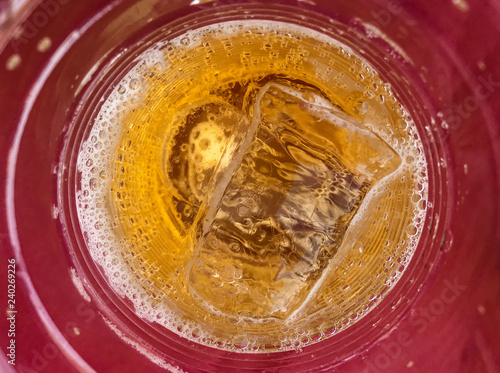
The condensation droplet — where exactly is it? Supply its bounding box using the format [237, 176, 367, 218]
[37, 37, 52, 52]
[452, 0, 469, 12]
[52, 205, 59, 219]
[6, 54, 21, 71]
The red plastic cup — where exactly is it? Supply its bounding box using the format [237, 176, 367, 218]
[1, 1, 499, 372]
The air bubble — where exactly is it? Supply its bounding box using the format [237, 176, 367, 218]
[6, 54, 21, 71]
[129, 78, 140, 90]
[89, 178, 100, 191]
[354, 101, 367, 115]
[406, 225, 417, 236]
[37, 37, 52, 52]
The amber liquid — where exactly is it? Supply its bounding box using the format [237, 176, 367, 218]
[77, 20, 427, 351]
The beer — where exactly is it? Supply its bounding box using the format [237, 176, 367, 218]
[76, 20, 427, 351]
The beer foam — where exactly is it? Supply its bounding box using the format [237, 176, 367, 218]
[75, 20, 429, 352]
[160, 19, 356, 54]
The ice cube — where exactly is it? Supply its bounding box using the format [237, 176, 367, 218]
[164, 101, 250, 230]
[186, 82, 401, 320]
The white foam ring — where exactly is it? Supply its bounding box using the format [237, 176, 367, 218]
[75, 20, 429, 353]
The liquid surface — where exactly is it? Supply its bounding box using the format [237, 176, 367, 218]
[76, 20, 427, 351]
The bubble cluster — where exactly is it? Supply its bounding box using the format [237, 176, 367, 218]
[76, 49, 171, 316]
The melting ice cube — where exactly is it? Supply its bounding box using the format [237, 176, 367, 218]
[186, 82, 401, 320]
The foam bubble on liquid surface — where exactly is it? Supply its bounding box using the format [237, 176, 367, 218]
[75, 20, 429, 352]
